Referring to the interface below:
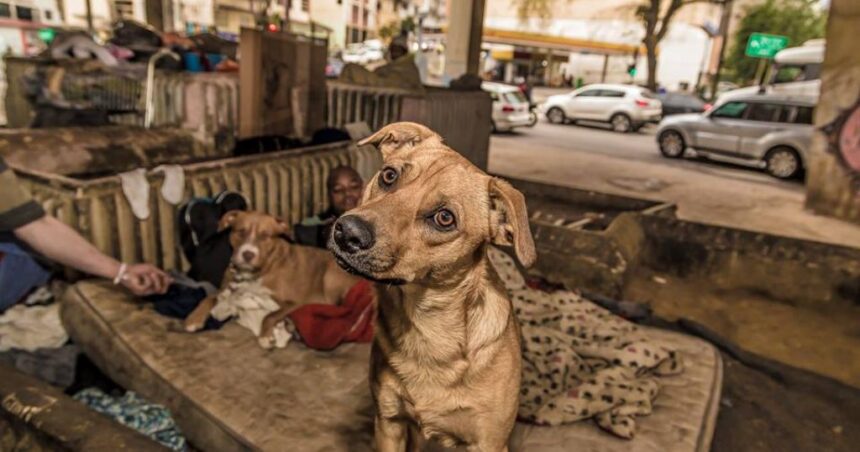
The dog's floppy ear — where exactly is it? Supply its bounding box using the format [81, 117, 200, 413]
[358, 122, 441, 159]
[218, 210, 242, 232]
[275, 217, 293, 240]
[488, 178, 536, 267]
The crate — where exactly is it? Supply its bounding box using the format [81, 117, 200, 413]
[14, 142, 381, 272]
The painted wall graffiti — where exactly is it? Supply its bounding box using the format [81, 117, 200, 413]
[824, 98, 860, 174]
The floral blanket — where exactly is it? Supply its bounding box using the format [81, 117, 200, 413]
[488, 247, 683, 439]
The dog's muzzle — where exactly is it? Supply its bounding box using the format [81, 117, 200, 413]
[332, 215, 375, 254]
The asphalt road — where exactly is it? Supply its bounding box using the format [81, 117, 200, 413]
[488, 119, 860, 248]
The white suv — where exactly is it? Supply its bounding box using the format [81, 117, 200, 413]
[543, 84, 662, 133]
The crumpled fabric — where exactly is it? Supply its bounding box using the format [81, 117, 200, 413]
[488, 247, 683, 439]
[73, 388, 187, 451]
[210, 271, 293, 349]
[287, 280, 374, 350]
[0, 303, 67, 352]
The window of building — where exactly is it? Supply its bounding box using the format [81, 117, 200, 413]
[114, 0, 134, 19]
[0, 3, 10, 18]
[15, 6, 33, 21]
[302, 0, 309, 12]
[45, 10, 52, 20]
[351, 5, 359, 24]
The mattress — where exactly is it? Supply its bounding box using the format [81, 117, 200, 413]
[62, 281, 722, 452]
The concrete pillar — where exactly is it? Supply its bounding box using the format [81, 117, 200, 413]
[504, 61, 514, 83]
[444, 0, 486, 81]
[805, 0, 860, 223]
[601, 54, 609, 83]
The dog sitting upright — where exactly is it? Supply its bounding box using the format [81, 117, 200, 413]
[184, 210, 360, 348]
[329, 122, 536, 451]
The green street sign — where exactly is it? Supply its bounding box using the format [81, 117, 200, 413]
[745, 32, 789, 59]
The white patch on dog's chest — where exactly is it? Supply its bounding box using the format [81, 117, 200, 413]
[210, 271, 292, 348]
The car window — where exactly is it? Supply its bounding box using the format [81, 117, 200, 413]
[711, 101, 748, 119]
[640, 90, 656, 99]
[576, 89, 601, 97]
[794, 106, 814, 124]
[488, 91, 499, 101]
[599, 90, 625, 98]
[773, 65, 806, 84]
[503, 91, 527, 104]
[747, 103, 782, 122]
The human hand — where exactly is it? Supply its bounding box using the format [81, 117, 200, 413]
[120, 264, 172, 296]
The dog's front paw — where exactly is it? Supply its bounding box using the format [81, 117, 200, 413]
[258, 335, 275, 349]
[184, 319, 204, 333]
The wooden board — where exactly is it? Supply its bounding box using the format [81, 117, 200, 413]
[238, 28, 327, 139]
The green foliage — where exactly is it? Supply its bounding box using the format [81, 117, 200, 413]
[725, 0, 826, 84]
[511, 0, 569, 20]
[378, 20, 400, 40]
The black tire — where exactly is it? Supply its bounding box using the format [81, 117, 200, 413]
[610, 113, 633, 133]
[546, 107, 566, 125]
[528, 111, 538, 127]
[491, 121, 498, 134]
[765, 146, 803, 179]
[658, 130, 686, 158]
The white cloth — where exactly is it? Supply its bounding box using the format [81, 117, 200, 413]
[210, 272, 292, 349]
[0, 304, 68, 352]
[153, 165, 186, 205]
[118, 168, 150, 220]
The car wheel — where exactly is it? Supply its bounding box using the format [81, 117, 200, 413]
[658, 130, 686, 158]
[491, 121, 498, 133]
[765, 146, 802, 179]
[547, 107, 566, 124]
[528, 111, 538, 127]
[610, 113, 633, 133]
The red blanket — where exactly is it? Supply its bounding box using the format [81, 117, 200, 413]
[287, 280, 375, 350]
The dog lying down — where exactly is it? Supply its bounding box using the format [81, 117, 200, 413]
[184, 210, 360, 349]
[329, 122, 536, 451]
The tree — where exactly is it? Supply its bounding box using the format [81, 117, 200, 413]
[724, 0, 825, 84]
[512, 0, 715, 91]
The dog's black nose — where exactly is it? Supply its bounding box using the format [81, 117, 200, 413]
[333, 215, 375, 253]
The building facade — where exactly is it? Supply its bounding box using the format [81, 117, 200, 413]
[313, 0, 380, 50]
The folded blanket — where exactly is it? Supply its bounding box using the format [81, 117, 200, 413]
[488, 247, 683, 439]
[288, 280, 374, 350]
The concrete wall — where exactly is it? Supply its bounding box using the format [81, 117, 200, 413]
[805, 0, 860, 223]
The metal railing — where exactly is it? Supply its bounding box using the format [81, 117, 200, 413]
[325, 81, 414, 130]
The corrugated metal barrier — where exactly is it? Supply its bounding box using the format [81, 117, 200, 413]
[15, 142, 381, 272]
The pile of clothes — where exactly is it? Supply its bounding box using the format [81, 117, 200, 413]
[74, 388, 187, 451]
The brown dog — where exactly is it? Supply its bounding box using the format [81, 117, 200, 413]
[329, 122, 535, 451]
[184, 211, 360, 345]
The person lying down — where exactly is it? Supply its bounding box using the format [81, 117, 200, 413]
[488, 247, 683, 439]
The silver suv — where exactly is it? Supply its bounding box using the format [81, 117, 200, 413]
[656, 94, 815, 179]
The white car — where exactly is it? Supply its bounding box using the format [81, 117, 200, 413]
[543, 84, 662, 133]
[482, 82, 534, 133]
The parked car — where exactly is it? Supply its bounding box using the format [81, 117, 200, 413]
[341, 40, 385, 65]
[483, 81, 534, 133]
[657, 92, 709, 116]
[656, 93, 815, 179]
[325, 57, 344, 78]
[543, 84, 662, 133]
[716, 39, 824, 104]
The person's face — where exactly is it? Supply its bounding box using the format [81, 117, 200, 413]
[330, 173, 363, 215]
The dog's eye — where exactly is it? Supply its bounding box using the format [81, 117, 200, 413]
[379, 167, 399, 187]
[432, 209, 456, 230]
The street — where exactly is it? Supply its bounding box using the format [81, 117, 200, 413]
[489, 120, 860, 248]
